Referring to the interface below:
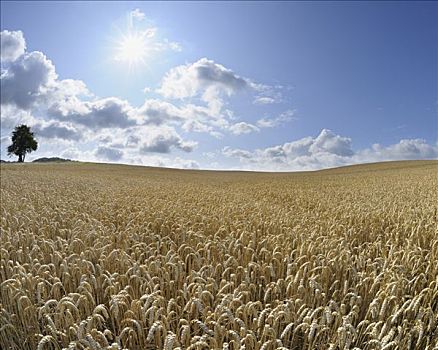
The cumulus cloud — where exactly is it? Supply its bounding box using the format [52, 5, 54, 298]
[182, 119, 214, 133]
[49, 97, 138, 129]
[1, 31, 89, 115]
[196, 60, 247, 91]
[126, 134, 141, 147]
[139, 127, 197, 153]
[0, 29, 198, 164]
[181, 102, 231, 129]
[137, 98, 234, 137]
[150, 58, 286, 137]
[138, 99, 184, 125]
[33, 122, 82, 141]
[222, 129, 438, 171]
[229, 122, 260, 135]
[0, 105, 36, 130]
[281, 137, 314, 158]
[1, 30, 26, 62]
[95, 146, 124, 161]
[4, 29, 434, 171]
[357, 139, 438, 162]
[49, 78, 90, 104]
[222, 146, 253, 159]
[158, 58, 248, 100]
[0, 30, 26, 63]
[222, 129, 353, 169]
[1, 51, 57, 109]
[309, 129, 353, 156]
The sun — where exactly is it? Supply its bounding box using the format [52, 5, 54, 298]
[114, 32, 148, 66]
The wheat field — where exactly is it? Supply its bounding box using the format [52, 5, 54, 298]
[1, 160, 437, 350]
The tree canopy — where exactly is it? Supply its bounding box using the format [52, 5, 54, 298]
[7, 124, 38, 162]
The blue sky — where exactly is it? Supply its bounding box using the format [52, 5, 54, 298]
[1, 1, 437, 170]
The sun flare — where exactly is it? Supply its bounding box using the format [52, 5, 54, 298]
[115, 32, 148, 66]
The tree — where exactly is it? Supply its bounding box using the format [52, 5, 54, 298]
[7, 124, 38, 162]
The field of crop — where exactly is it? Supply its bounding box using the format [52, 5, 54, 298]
[1, 160, 437, 350]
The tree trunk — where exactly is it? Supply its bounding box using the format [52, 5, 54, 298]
[18, 154, 23, 162]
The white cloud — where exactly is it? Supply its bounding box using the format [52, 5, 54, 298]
[281, 137, 314, 158]
[0, 105, 36, 130]
[202, 151, 216, 159]
[1, 51, 57, 109]
[138, 99, 185, 125]
[151, 58, 287, 137]
[49, 97, 138, 129]
[137, 98, 234, 137]
[256, 109, 296, 128]
[357, 139, 438, 162]
[60, 147, 87, 160]
[172, 157, 200, 169]
[97, 131, 141, 150]
[182, 119, 214, 133]
[4, 30, 435, 171]
[252, 83, 284, 105]
[0, 29, 199, 164]
[210, 131, 224, 139]
[1, 30, 26, 62]
[134, 154, 200, 169]
[157, 58, 248, 100]
[130, 8, 145, 22]
[33, 121, 82, 141]
[1, 31, 90, 116]
[60, 145, 200, 169]
[309, 128, 353, 156]
[139, 126, 197, 153]
[180, 102, 231, 130]
[222, 146, 253, 159]
[229, 122, 260, 135]
[86, 124, 197, 159]
[0, 136, 9, 148]
[95, 146, 124, 161]
[222, 129, 438, 171]
[166, 40, 182, 52]
[253, 97, 276, 105]
[49, 78, 90, 102]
